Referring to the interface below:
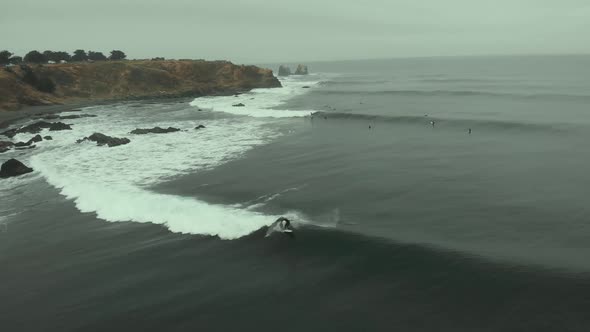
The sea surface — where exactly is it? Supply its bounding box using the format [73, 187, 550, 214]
[1, 55, 590, 331]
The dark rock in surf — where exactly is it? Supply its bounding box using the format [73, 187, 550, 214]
[77, 133, 130, 147]
[0, 141, 14, 153]
[195, 125, 206, 130]
[15, 145, 36, 150]
[14, 141, 31, 147]
[0, 128, 17, 138]
[48, 122, 72, 131]
[1, 121, 50, 137]
[0, 159, 33, 178]
[16, 121, 53, 134]
[232, 103, 245, 107]
[294, 64, 309, 75]
[302, 86, 310, 88]
[278, 65, 291, 76]
[28, 135, 43, 144]
[58, 114, 98, 120]
[43, 136, 53, 140]
[3, 121, 72, 136]
[130, 127, 181, 135]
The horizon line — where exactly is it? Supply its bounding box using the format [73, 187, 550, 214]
[252, 51, 590, 66]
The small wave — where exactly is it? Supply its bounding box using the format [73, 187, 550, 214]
[190, 77, 321, 118]
[318, 89, 590, 101]
[315, 111, 570, 132]
[318, 80, 392, 86]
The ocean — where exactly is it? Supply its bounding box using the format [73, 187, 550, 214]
[1, 55, 590, 331]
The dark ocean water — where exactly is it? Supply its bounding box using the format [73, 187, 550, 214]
[2, 55, 590, 331]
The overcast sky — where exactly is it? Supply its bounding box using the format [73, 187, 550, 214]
[2, 0, 589, 63]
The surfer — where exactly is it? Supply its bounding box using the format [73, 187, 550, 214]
[273, 217, 295, 238]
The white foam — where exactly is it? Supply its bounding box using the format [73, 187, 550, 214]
[19, 77, 325, 239]
[4, 75, 325, 239]
[190, 76, 321, 118]
[26, 110, 284, 238]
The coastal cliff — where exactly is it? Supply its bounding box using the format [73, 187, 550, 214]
[0, 60, 281, 111]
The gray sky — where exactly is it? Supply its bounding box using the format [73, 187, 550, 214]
[2, 0, 589, 63]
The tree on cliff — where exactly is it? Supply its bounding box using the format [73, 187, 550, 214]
[71, 49, 88, 62]
[53, 51, 72, 63]
[42, 50, 71, 63]
[109, 50, 126, 61]
[43, 51, 55, 62]
[24, 50, 48, 64]
[88, 51, 107, 61]
[0, 50, 12, 65]
[9, 56, 22, 65]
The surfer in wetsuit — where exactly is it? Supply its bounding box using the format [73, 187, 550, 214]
[274, 217, 295, 238]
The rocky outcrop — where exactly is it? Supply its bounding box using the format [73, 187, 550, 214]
[294, 64, 309, 75]
[15, 145, 36, 150]
[232, 103, 245, 107]
[77, 133, 130, 147]
[130, 127, 180, 135]
[0, 159, 33, 178]
[43, 136, 53, 140]
[48, 122, 72, 131]
[1, 121, 72, 138]
[0, 141, 13, 153]
[14, 135, 42, 148]
[56, 114, 97, 120]
[278, 65, 292, 76]
[0, 60, 282, 111]
[195, 125, 206, 130]
[29, 135, 43, 144]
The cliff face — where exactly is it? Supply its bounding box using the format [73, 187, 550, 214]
[0, 60, 281, 111]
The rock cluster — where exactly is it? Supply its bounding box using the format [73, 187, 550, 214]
[130, 127, 181, 135]
[77, 133, 130, 147]
[1, 121, 72, 138]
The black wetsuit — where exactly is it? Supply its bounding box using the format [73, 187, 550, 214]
[275, 217, 294, 238]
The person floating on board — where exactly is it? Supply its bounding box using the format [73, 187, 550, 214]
[468, 128, 472, 134]
[430, 121, 435, 127]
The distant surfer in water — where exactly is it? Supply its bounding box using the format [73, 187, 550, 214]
[468, 128, 472, 134]
[430, 121, 435, 127]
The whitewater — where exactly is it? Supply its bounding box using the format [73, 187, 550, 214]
[2, 75, 322, 239]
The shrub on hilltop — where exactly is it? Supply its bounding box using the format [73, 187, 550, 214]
[109, 50, 126, 61]
[24, 50, 47, 64]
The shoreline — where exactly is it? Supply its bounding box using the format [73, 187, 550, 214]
[0, 93, 230, 129]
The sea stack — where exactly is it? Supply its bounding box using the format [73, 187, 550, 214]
[294, 64, 309, 75]
[278, 65, 292, 76]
